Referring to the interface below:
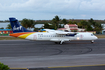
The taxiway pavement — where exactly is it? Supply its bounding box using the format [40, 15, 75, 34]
[0, 39, 105, 68]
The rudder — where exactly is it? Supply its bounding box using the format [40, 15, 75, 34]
[9, 17, 33, 33]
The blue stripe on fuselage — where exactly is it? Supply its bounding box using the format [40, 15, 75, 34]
[66, 34, 76, 36]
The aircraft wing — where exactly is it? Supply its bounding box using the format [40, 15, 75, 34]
[44, 29, 77, 36]
[56, 32, 76, 35]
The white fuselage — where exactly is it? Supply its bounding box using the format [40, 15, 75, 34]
[9, 17, 98, 44]
[25, 32, 98, 42]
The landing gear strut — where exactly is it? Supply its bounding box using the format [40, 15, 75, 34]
[55, 41, 64, 44]
[60, 40, 64, 44]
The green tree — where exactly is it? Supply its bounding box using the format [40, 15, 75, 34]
[21, 18, 35, 29]
[28, 20, 36, 29]
[77, 22, 82, 28]
[88, 18, 94, 25]
[68, 21, 77, 24]
[62, 19, 67, 25]
[86, 25, 93, 31]
[21, 18, 29, 28]
[0, 62, 10, 70]
[44, 23, 50, 28]
[49, 25, 55, 29]
[80, 20, 88, 28]
[94, 23, 102, 33]
[68, 21, 73, 24]
[78, 20, 93, 31]
[52, 18, 57, 29]
[6, 24, 11, 29]
[44, 23, 55, 29]
[52, 15, 60, 29]
[88, 18, 102, 33]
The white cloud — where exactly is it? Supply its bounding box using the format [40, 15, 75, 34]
[0, 3, 3, 10]
[80, 0, 105, 11]
[1, 0, 105, 12]
[0, 0, 105, 20]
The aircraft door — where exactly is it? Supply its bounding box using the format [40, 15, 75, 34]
[33, 35, 37, 40]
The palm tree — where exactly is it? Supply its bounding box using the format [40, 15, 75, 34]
[52, 15, 60, 29]
[62, 19, 67, 25]
[21, 18, 29, 28]
[6, 24, 11, 29]
[21, 18, 36, 29]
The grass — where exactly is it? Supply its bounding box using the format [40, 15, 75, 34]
[96, 35, 105, 38]
[0, 36, 24, 40]
[0, 35, 105, 40]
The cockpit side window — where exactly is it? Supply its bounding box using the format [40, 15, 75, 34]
[91, 34, 94, 36]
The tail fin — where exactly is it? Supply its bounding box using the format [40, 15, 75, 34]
[9, 17, 33, 33]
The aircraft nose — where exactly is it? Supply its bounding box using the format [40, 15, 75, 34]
[95, 36, 98, 40]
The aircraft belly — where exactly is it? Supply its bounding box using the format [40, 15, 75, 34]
[37, 38, 50, 41]
[50, 37, 70, 42]
[68, 37, 77, 40]
[82, 37, 95, 40]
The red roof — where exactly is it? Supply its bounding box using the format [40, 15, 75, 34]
[68, 24, 78, 27]
[70, 28, 78, 30]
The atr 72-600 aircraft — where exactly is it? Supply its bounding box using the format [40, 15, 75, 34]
[9, 17, 98, 44]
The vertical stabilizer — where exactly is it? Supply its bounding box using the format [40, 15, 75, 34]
[9, 18, 33, 33]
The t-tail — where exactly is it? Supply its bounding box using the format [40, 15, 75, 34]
[9, 17, 33, 33]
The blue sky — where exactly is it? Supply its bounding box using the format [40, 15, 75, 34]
[0, 0, 105, 20]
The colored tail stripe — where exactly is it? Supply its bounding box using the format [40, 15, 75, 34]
[19, 32, 35, 39]
[9, 32, 35, 38]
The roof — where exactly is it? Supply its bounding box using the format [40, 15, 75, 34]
[70, 28, 78, 30]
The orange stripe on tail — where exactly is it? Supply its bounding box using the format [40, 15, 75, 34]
[9, 32, 35, 37]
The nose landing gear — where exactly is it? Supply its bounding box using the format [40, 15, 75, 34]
[91, 40, 94, 43]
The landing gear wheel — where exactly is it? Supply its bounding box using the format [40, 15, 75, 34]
[59, 41, 64, 45]
[55, 41, 64, 44]
[91, 40, 94, 43]
[55, 42, 58, 44]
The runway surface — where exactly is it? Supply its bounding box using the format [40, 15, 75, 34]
[0, 39, 105, 68]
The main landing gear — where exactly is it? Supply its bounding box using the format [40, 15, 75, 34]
[91, 40, 94, 43]
[55, 41, 64, 45]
